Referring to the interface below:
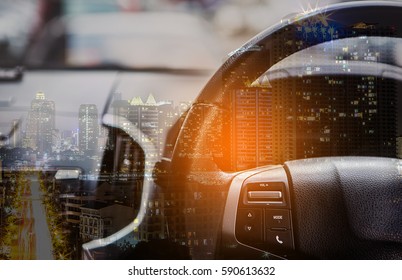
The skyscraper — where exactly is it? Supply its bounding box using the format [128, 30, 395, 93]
[231, 87, 273, 170]
[24, 92, 55, 154]
[224, 22, 398, 169]
[157, 101, 176, 157]
[112, 94, 160, 158]
[10, 119, 20, 148]
[79, 104, 99, 153]
[269, 75, 396, 162]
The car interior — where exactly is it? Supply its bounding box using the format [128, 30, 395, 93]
[1, 1, 402, 260]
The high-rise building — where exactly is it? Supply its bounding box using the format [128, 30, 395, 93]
[24, 92, 55, 153]
[230, 87, 273, 170]
[266, 24, 397, 163]
[270, 75, 396, 162]
[79, 104, 99, 153]
[224, 22, 398, 169]
[157, 101, 176, 157]
[79, 202, 135, 242]
[112, 94, 160, 161]
[236, 74, 397, 169]
[10, 119, 20, 148]
[131, 94, 159, 154]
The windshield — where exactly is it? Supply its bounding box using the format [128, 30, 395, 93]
[4, 1, 402, 261]
[0, 0, 221, 260]
[25, 12, 220, 70]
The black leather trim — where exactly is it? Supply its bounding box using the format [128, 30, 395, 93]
[285, 157, 402, 259]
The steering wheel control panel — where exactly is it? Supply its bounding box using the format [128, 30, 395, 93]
[222, 166, 294, 258]
[236, 185, 294, 252]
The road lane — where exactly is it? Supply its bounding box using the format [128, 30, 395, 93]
[30, 175, 54, 260]
[12, 173, 54, 259]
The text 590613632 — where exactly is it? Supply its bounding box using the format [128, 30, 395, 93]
[221, 267, 275, 276]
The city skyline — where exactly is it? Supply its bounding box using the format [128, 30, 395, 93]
[0, 91, 192, 156]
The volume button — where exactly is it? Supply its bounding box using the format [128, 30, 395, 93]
[248, 191, 282, 200]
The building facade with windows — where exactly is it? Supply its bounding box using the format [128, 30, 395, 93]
[24, 92, 55, 153]
[79, 202, 135, 242]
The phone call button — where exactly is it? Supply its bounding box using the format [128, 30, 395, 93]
[266, 230, 294, 250]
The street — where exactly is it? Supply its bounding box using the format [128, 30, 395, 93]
[13, 174, 53, 259]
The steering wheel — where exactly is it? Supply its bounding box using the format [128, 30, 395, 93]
[167, 1, 402, 259]
[221, 157, 402, 259]
[82, 1, 402, 260]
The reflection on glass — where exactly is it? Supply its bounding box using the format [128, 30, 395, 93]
[0, 72, 209, 259]
[3, 2, 402, 260]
